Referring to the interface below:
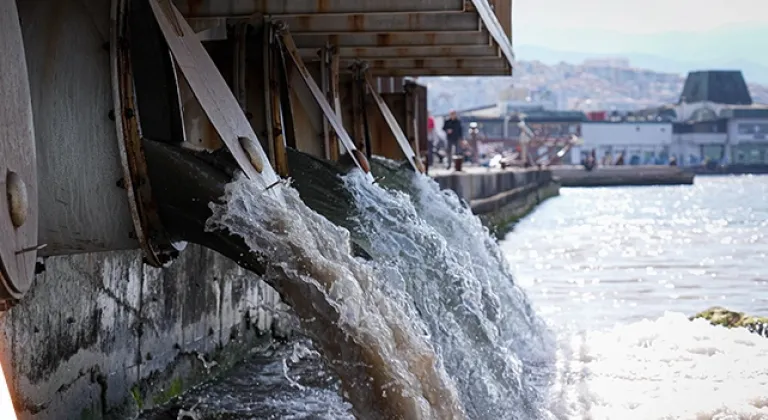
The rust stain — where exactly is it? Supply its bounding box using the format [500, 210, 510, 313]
[347, 14, 365, 31]
[329, 34, 339, 46]
[456, 58, 465, 68]
[407, 13, 421, 30]
[396, 47, 408, 57]
[316, 0, 330, 13]
[185, 0, 204, 17]
[414, 59, 425, 69]
[202, 119, 223, 150]
[295, 15, 312, 31]
[376, 33, 392, 46]
[425, 32, 437, 45]
[372, 60, 385, 68]
[259, 0, 269, 14]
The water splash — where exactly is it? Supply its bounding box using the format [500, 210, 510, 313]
[337, 160, 555, 419]
[207, 173, 465, 420]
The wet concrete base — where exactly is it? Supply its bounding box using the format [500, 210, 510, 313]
[0, 245, 290, 420]
[137, 339, 353, 420]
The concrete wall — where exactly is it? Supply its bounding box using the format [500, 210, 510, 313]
[432, 168, 553, 203]
[1, 245, 289, 420]
[431, 168, 559, 234]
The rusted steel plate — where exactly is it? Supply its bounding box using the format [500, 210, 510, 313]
[344, 58, 507, 70]
[363, 72, 421, 173]
[292, 31, 491, 49]
[281, 12, 479, 33]
[300, 45, 499, 59]
[149, 0, 279, 190]
[112, 0, 183, 267]
[277, 25, 373, 180]
[328, 50, 342, 161]
[173, 0, 465, 16]
[0, 0, 39, 306]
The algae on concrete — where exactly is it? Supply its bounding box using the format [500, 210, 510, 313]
[152, 378, 183, 406]
[691, 306, 768, 337]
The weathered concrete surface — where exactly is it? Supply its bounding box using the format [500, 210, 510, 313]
[551, 165, 695, 187]
[431, 167, 560, 234]
[0, 245, 289, 420]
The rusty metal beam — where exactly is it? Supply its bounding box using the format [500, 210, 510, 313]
[264, 26, 289, 177]
[281, 13, 479, 33]
[174, 0, 465, 17]
[300, 45, 499, 59]
[321, 45, 343, 161]
[343, 58, 507, 70]
[362, 70, 422, 173]
[275, 22, 373, 178]
[365, 66, 512, 76]
[113, 0, 181, 268]
[292, 31, 491, 48]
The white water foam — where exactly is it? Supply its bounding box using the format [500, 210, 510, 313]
[546, 313, 768, 420]
[207, 173, 464, 420]
[339, 166, 556, 420]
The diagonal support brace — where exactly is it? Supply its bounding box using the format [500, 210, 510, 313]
[273, 21, 373, 179]
[359, 66, 424, 173]
[148, 0, 279, 191]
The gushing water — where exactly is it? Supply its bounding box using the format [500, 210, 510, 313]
[204, 159, 554, 419]
[343, 160, 555, 419]
[208, 174, 465, 420]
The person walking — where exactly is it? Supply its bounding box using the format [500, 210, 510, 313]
[442, 110, 463, 169]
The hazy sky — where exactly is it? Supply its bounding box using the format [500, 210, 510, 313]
[514, 0, 768, 39]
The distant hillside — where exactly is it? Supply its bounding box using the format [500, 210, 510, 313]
[515, 23, 768, 84]
[422, 60, 768, 116]
[516, 45, 768, 86]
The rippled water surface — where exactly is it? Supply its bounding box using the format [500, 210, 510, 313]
[503, 175, 768, 419]
[504, 175, 768, 328]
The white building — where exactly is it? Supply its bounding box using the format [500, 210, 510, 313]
[572, 122, 673, 165]
[574, 70, 768, 166]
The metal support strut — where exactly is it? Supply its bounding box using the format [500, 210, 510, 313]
[359, 65, 424, 173]
[321, 44, 342, 161]
[264, 23, 289, 177]
[273, 21, 372, 178]
[148, 0, 278, 189]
